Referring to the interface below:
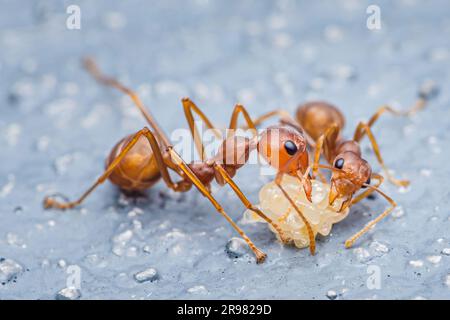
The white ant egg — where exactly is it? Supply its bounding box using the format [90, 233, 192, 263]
[244, 175, 349, 248]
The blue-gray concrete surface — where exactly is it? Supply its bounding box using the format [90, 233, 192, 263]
[1, 0, 450, 299]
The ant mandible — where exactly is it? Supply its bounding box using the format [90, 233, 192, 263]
[43, 58, 320, 263]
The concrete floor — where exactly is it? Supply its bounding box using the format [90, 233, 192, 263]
[1, 0, 450, 299]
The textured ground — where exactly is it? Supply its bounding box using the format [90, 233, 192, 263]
[1, 0, 450, 299]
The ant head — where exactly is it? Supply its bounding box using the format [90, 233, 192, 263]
[329, 151, 372, 204]
[257, 124, 308, 175]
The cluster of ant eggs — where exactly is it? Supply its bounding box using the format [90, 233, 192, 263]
[243, 175, 349, 248]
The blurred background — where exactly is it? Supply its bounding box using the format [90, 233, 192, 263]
[0, 0, 449, 299]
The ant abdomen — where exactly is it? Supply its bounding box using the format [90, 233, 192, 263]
[296, 101, 345, 141]
[106, 134, 162, 191]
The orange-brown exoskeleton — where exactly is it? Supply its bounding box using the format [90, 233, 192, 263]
[43, 58, 318, 263]
[248, 84, 437, 248]
[299, 101, 411, 248]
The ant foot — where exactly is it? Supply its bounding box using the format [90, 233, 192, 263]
[398, 179, 410, 187]
[43, 196, 76, 210]
[344, 239, 354, 248]
[254, 248, 267, 264]
[279, 234, 291, 245]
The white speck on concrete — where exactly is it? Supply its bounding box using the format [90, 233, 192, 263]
[324, 25, 344, 42]
[426, 255, 442, 264]
[134, 267, 159, 283]
[353, 247, 371, 263]
[420, 169, 432, 177]
[326, 290, 338, 300]
[6, 233, 25, 247]
[409, 260, 424, 268]
[392, 206, 405, 219]
[103, 12, 127, 30]
[225, 237, 250, 259]
[445, 274, 450, 288]
[3, 123, 22, 146]
[0, 174, 15, 198]
[56, 287, 81, 300]
[58, 259, 67, 268]
[0, 258, 23, 283]
[370, 241, 390, 254]
[187, 285, 208, 295]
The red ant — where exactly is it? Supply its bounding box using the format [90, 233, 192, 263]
[43, 58, 322, 263]
[249, 83, 437, 248]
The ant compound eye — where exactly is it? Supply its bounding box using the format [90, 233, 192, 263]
[284, 140, 298, 156]
[334, 158, 344, 169]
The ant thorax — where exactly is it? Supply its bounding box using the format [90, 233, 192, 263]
[243, 175, 349, 248]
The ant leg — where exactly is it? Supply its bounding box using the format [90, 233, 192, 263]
[44, 128, 187, 210]
[351, 173, 384, 205]
[243, 109, 293, 128]
[295, 166, 313, 202]
[315, 170, 328, 184]
[229, 104, 314, 158]
[181, 101, 263, 159]
[306, 148, 327, 183]
[353, 106, 405, 142]
[213, 163, 290, 244]
[311, 124, 340, 178]
[311, 135, 325, 179]
[278, 207, 292, 223]
[181, 98, 222, 160]
[228, 104, 258, 138]
[345, 184, 396, 248]
[335, 173, 383, 212]
[241, 109, 317, 147]
[353, 89, 436, 142]
[237, 108, 299, 136]
[180, 101, 263, 160]
[229, 103, 315, 145]
[167, 147, 267, 264]
[228, 104, 317, 240]
[356, 122, 409, 187]
[228, 104, 309, 165]
[310, 152, 327, 183]
[83, 57, 171, 148]
[274, 172, 316, 255]
[44, 128, 156, 209]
